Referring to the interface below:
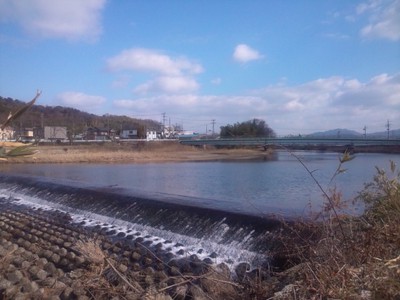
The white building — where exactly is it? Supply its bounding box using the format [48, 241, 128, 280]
[146, 130, 157, 141]
[0, 126, 14, 141]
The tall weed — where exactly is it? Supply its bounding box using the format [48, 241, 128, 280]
[358, 160, 400, 223]
[267, 153, 400, 299]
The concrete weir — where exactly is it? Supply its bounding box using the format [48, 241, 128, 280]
[0, 174, 282, 270]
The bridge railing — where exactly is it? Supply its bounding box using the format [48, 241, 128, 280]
[180, 137, 400, 147]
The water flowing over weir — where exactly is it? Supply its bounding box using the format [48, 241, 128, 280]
[0, 174, 283, 270]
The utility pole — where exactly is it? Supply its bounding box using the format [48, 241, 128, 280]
[40, 112, 44, 139]
[162, 112, 166, 138]
[168, 117, 171, 138]
[106, 113, 110, 136]
[386, 119, 391, 140]
[363, 125, 367, 139]
[162, 112, 166, 128]
[211, 119, 215, 136]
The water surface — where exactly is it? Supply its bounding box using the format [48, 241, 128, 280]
[2, 151, 398, 217]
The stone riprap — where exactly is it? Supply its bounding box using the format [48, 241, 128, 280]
[0, 201, 252, 299]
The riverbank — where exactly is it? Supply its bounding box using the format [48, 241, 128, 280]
[2, 141, 274, 164]
[0, 198, 291, 299]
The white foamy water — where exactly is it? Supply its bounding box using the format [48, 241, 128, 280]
[0, 188, 268, 271]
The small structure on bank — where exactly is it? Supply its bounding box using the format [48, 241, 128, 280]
[44, 126, 68, 142]
[120, 129, 138, 139]
[0, 126, 14, 141]
[146, 130, 158, 141]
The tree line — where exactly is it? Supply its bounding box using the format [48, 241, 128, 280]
[1, 96, 276, 139]
[220, 119, 276, 138]
[0, 96, 160, 138]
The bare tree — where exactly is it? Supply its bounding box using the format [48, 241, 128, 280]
[0, 90, 42, 160]
[1, 90, 42, 130]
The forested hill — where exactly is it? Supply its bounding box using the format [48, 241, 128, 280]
[0, 96, 160, 137]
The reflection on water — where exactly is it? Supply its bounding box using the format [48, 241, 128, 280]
[1, 151, 398, 217]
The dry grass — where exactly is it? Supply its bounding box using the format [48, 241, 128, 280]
[260, 160, 400, 299]
[0, 247, 16, 270]
[74, 239, 106, 266]
[72, 238, 242, 299]
[0, 142, 27, 147]
[72, 239, 145, 299]
[4, 141, 271, 164]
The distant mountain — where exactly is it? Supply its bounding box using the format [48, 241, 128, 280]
[308, 128, 400, 139]
[368, 129, 400, 139]
[308, 128, 363, 138]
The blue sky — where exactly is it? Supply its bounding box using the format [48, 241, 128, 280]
[0, 0, 399, 136]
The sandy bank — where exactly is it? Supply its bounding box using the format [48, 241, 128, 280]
[4, 141, 274, 164]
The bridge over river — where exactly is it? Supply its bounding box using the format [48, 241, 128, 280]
[180, 137, 400, 152]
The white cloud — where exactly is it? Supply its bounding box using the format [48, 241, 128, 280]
[285, 100, 305, 111]
[115, 95, 201, 112]
[113, 73, 400, 135]
[233, 44, 263, 63]
[107, 48, 203, 94]
[134, 76, 199, 94]
[107, 48, 203, 76]
[253, 73, 400, 133]
[356, 0, 381, 14]
[357, 0, 400, 41]
[57, 91, 106, 109]
[323, 32, 351, 40]
[0, 0, 106, 41]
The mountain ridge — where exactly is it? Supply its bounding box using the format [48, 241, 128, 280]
[308, 128, 400, 139]
[0, 96, 161, 138]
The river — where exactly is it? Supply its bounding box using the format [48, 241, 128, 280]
[0, 150, 398, 268]
[1, 151, 398, 217]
